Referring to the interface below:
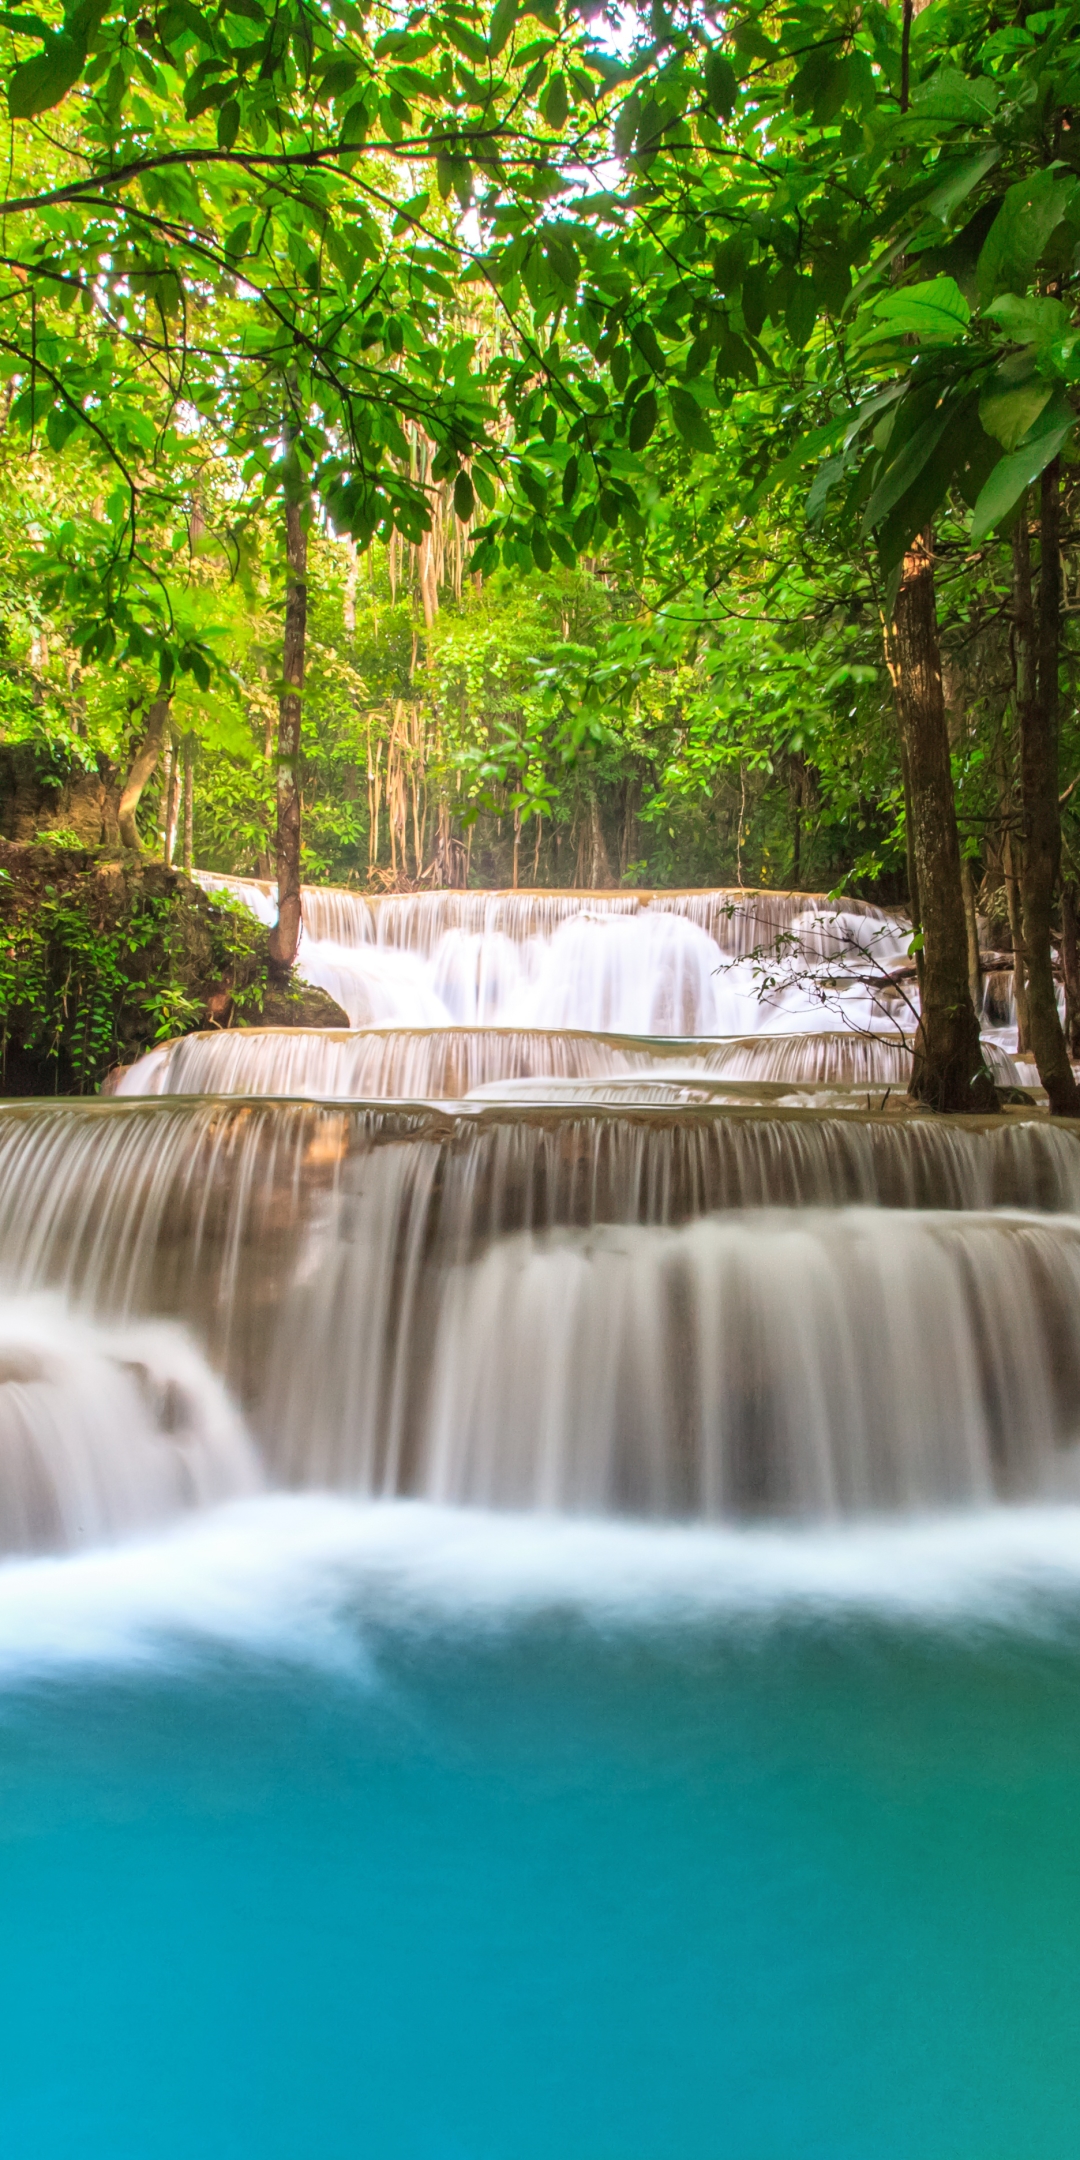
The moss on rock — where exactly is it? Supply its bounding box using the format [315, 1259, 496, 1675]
[0, 840, 347, 1095]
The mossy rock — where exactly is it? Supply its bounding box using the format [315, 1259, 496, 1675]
[0, 840, 347, 1096]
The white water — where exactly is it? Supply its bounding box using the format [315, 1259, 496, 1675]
[196, 874, 914, 1037]
[114, 1026, 1021, 1102]
[0, 878, 1072, 1558]
[6, 1495, 1080, 1682]
[0, 1294, 258, 1553]
[265, 1206, 1080, 1518]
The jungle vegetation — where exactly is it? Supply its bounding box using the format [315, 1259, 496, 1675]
[0, 0, 1076, 1107]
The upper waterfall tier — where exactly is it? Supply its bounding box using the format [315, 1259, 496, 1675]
[115, 1026, 1021, 1101]
[197, 874, 914, 1035]
[197, 876, 892, 954]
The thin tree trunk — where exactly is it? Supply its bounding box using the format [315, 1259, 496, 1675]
[588, 796, 611, 887]
[1015, 473, 1078, 1112]
[118, 696, 171, 852]
[1001, 813, 1029, 1052]
[885, 534, 995, 1110]
[1061, 880, 1080, 1061]
[160, 741, 174, 862]
[163, 740, 181, 867]
[897, 733, 924, 1002]
[268, 485, 306, 972]
[182, 737, 194, 878]
[959, 853, 982, 1021]
[790, 757, 802, 891]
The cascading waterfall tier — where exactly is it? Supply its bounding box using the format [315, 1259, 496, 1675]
[0, 1294, 259, 1553]
[0, 1098, 1079, 1541]
[0, 879, 1060, 1552]
[196, 874, 889, 955]
[115, 1025, 1020, 1102]
[196, 873, 915, 1036]
[365, 1210, 1080, 1519]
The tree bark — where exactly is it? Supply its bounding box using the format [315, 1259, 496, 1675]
[1000, 814, 1029, 1053]
[163, 738, 181, 867]
[886, 534, 995, 1110]
[1014, 470, 1079, 1113]
[1061, 880, 1080, 1060]
[268, 487, 307, 972]
[182, 736, 194, 879]
[118, 697, 171, 853]
[898, 731, 924, 1001]
[959, 853, 982, 1021]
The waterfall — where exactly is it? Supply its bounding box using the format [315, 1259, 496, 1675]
[115, 1026, 1021, 1101]
[398, 1212, 1080, 1518]
[0, 1293, 258, 1553]
[0, 874, 1073, 1556]
[0, 1098, 1079, 1543]
[193, 874, 915, 1038]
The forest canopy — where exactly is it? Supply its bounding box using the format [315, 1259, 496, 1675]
[0, 0, 1077, 1106]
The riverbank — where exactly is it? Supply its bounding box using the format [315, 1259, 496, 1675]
[0, 841, 347, 1095]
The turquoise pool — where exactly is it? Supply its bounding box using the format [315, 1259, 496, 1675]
[1, 1498, 1079, 2159]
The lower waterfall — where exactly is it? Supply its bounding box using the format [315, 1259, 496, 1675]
[0, 1295, 258, 1551]
[264, 1209, 1080, 1518]
[0, 1097, 1079, 1545]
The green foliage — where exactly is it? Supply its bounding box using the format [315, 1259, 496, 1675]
[0, 851, 278, 1091]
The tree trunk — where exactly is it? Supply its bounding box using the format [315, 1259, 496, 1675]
[959, 854, 982, 1021]
[268, 489, 307, 972]
[588, 796, 611, 887]
[160, 742, 173, 862]
[886, 535, 995, 1111]
[1061, 881, 1080, 1060]
[182, 737, 194, 879]
[163, 739, 181, 866]
[1014, 472, 1078, 1113]
[118, 697, 171, 853]
[898, 731, 924, 1002]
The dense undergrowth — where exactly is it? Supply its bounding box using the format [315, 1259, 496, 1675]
[0, 843, 344, 1095]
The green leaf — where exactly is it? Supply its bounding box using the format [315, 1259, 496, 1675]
[971, 405, 1076, 542]
[628, 388, 657, 450]
[454, 470, 475, 521]
[786, 277, 816, 349]
[909, 68, 999, 123]
[863, 405, 954, 534]
[730, 17, 775, 60]
[216, 95, 240, 149]
[561, 455, 579, 506]
[669, 385, 714, 453]
[630, 320, 666, 377]
[541, 70, 567, 128]
[985, 292, 1071, 354]
[544, 231, 578, 291]
[518, 464, 548, 513]
[9, 31, 84, 117]
[923, 147, 1001, 226]
[472, 465, 497, 510]
[977, 169, 1077, 304]
[704, 50, 736, 118]
[864, 276, 970, 345]
[979, 375, 1052, 451]
[340, 96, 369, 146]
[489, 0, 517, 55]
